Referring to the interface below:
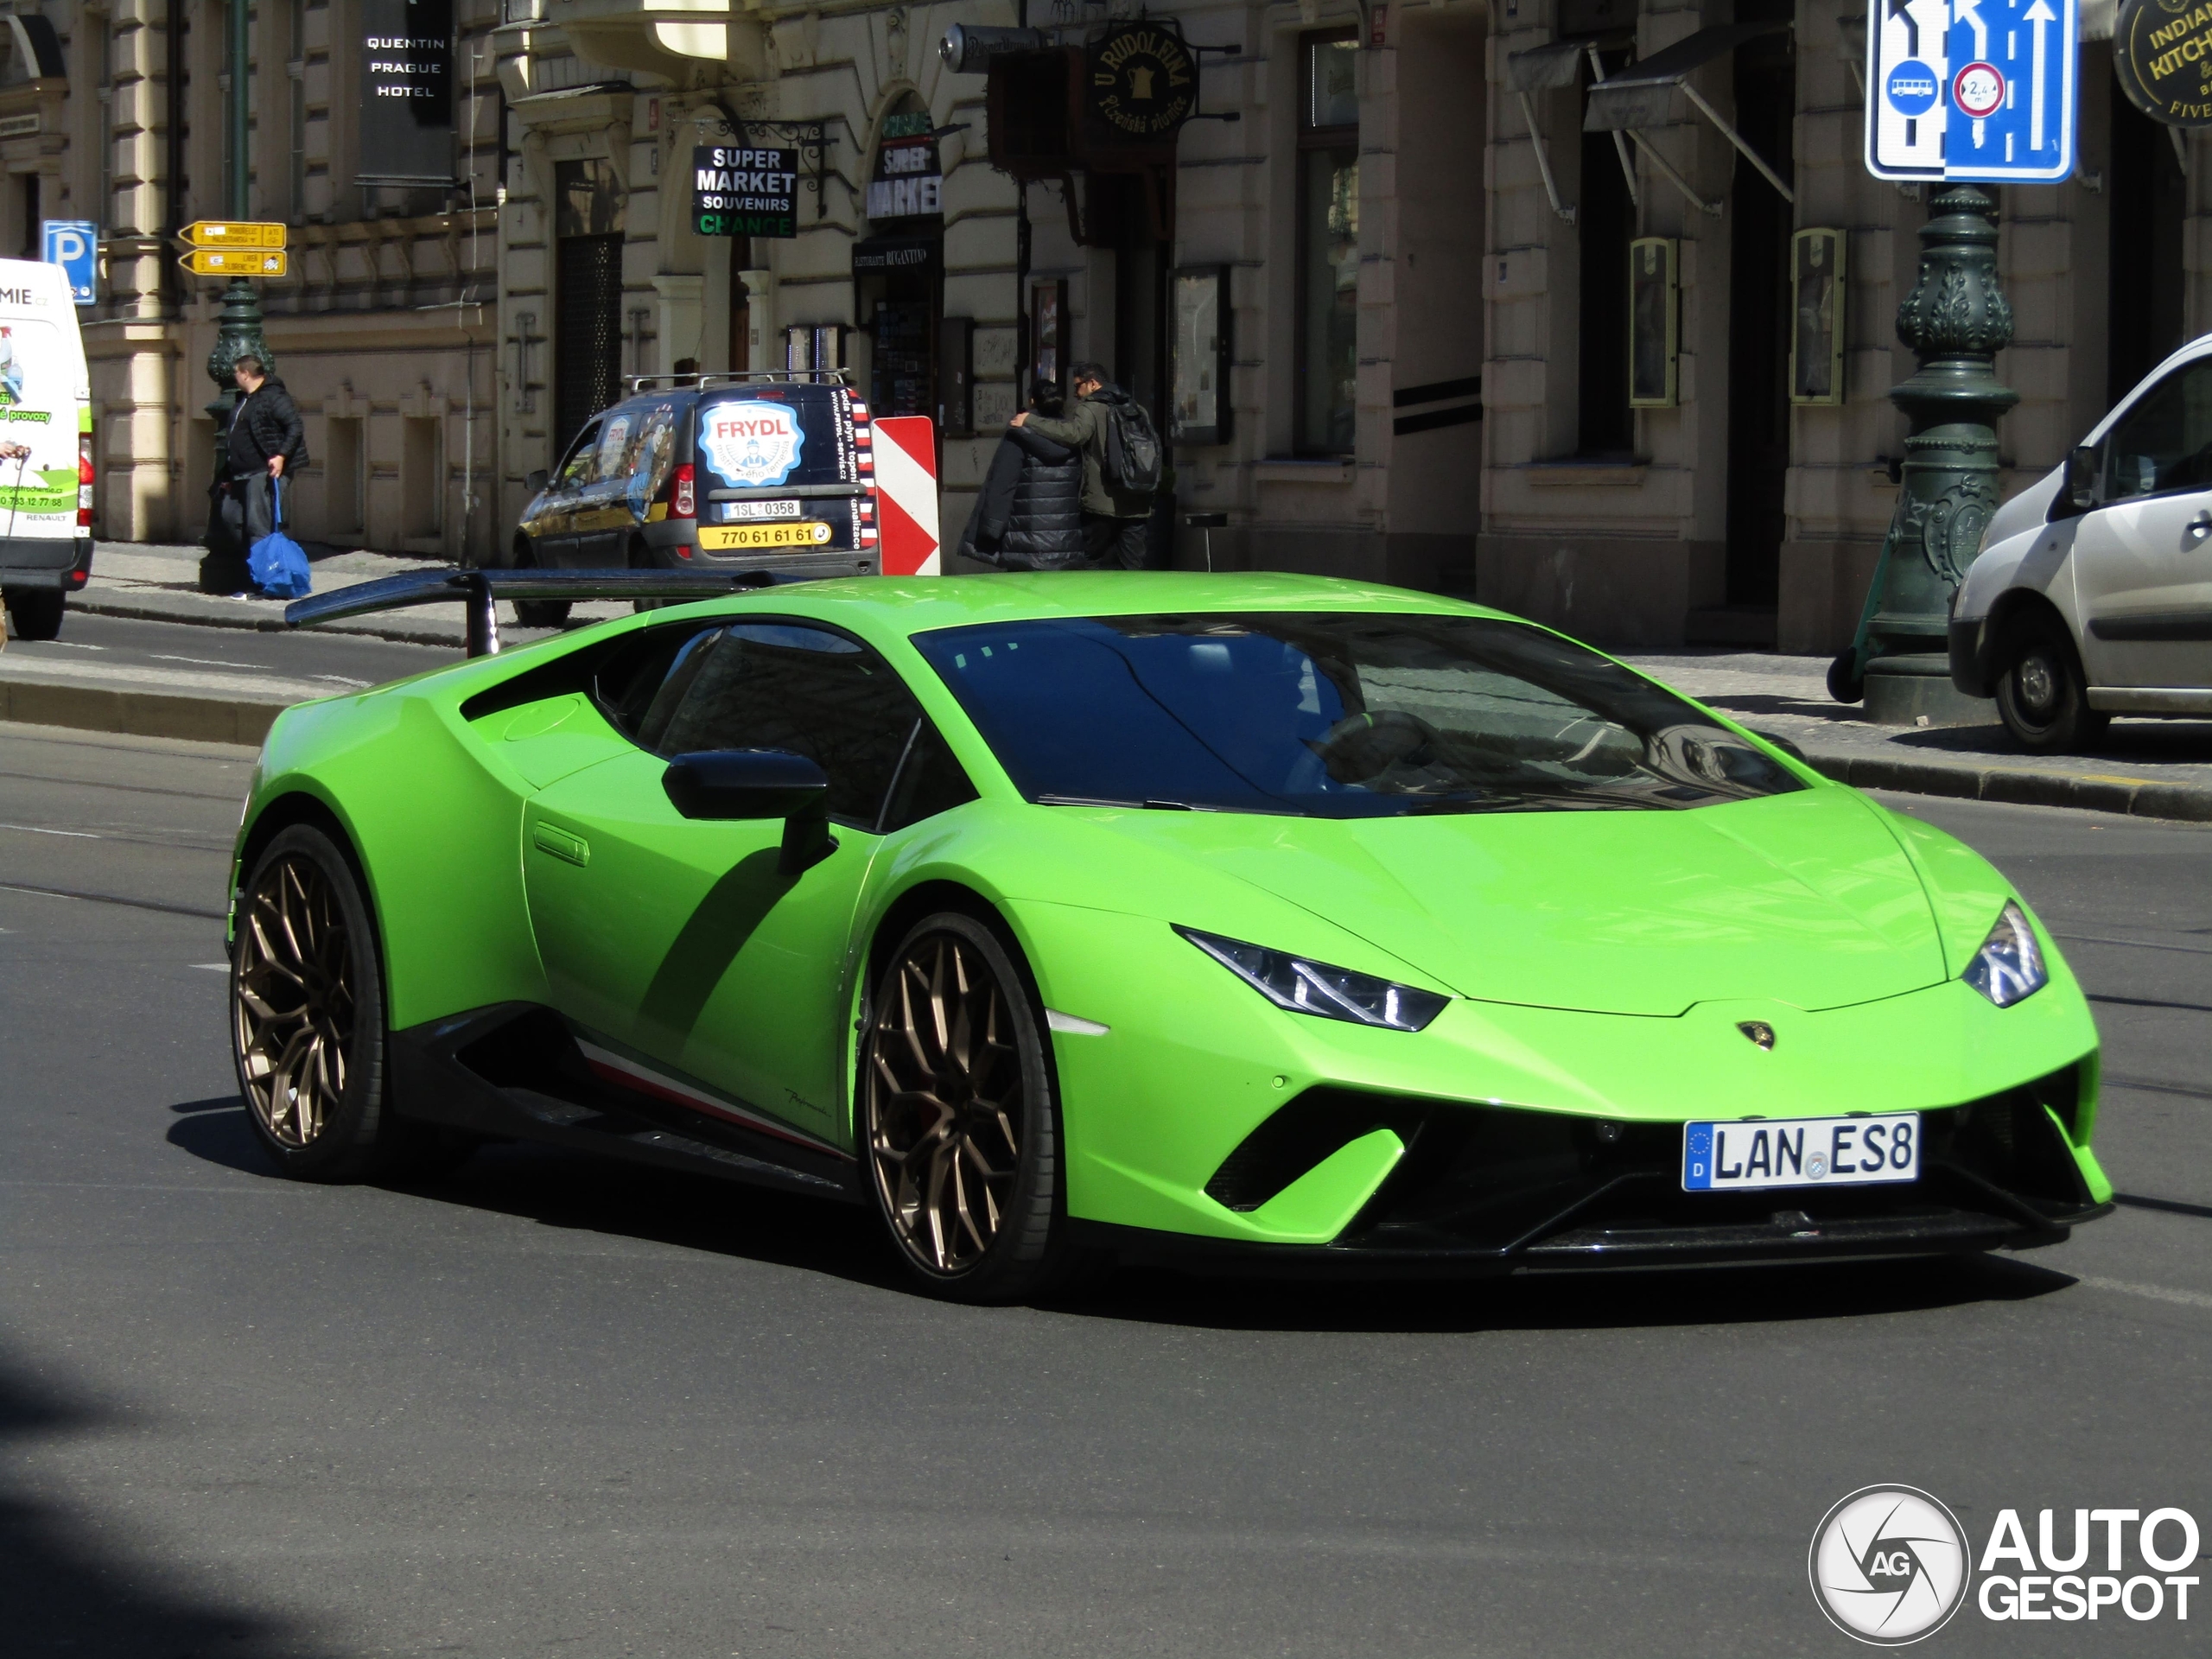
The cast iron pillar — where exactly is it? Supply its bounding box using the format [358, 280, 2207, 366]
[1830, 184, 2016, 721]
[199, 0, 273, 591]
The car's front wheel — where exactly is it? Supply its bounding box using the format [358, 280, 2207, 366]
[861, 911, 1071, 1303]
[231, 824, 412, 1180]
[1994, 614, 2107, 753]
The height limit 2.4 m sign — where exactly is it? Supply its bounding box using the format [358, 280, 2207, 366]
[1866, 0, 2078, 182]
[693, 147, 799, 240]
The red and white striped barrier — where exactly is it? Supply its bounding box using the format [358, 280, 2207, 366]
[871, 416, 940, 576]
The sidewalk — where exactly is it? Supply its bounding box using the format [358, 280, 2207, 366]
[5, 543, 2209, 818]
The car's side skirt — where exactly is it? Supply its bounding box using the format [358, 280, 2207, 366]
[388, 1001, 862, 1204]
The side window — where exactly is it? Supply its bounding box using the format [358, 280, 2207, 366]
[556, 421, 602, 489]
[882, 721, 979, 831]
[2105, 360, 2212, 501]
[639, 622, 925, 828]
[594, 413, 635, 481]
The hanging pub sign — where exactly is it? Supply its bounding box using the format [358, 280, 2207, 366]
[1084, 21, 1198, 148]
[867, 113, 943, 221]
[359, 0, 454, 186]
[2117, 0, 2212, 127]
[692, 145, 800, 238]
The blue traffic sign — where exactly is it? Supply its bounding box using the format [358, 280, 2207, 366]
[41, 219, 96, 305]
[1866, 0, 2077, 184]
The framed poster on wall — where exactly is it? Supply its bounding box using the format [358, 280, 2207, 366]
[1627, 236, 1678, 410]
[1789, 227, 1846, 406]
[1029, 279, 1069, 405]
[1171, 266, 1231, 446]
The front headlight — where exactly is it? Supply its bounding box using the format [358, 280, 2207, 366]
[1175, 926, 1448, 1032]
[1964, 900, 2048, 1007]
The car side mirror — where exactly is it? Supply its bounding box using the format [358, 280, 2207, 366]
[662, 749, 836, 874]
[525, 468, 550, 494]
[2064, 444, 2101, 512]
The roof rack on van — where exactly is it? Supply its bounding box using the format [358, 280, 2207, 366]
[624, 370, 854, 394]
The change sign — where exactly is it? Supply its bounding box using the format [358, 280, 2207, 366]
[693, 146, 799, 239]
[1866, 0, 2078, 183]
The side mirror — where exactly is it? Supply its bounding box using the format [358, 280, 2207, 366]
[525, 468, 550, 494]
[662, 749, 836, 874]
[2064, 444, 2101, 512]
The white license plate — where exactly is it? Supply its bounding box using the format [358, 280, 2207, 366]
[719, 499, 803, 522]
[1681, 1114, 1920, 1192]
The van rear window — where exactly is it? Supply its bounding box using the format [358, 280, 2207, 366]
[694, 386, 858, 491]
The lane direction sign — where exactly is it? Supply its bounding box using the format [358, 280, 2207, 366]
[1866, 0, 2078, 182]
[182, 220, 288, 250]
[180, 248, 289, 277]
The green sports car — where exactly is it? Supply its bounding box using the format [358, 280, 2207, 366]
[227, 572, 2110, 1300]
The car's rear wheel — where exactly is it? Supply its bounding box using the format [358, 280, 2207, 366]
[4, 588, 65, 641]
[231, 824, 413, 1180]
[861, 911, 1071, 1303]
[1994, 613, 2107, 753]
[508, 537, 571, 630]
[629, 537, 667, 613]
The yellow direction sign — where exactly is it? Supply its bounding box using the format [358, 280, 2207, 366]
[180, 248, 289, 277]
[182, 220, 287, 250]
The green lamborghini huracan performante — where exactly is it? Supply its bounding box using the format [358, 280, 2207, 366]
[226, 572, 2111, 1300]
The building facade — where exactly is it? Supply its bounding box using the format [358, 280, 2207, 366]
[12, 0, 499, 562]
[41, 1, 2202, 653]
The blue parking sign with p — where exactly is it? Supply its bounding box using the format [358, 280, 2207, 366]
[41, 219, 97, 305]
[1866, 0, 2078, 184]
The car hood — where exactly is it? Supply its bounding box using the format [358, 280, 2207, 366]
[1081, 788, 1946, 1016]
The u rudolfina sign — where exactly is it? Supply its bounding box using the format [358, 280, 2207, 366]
[1086, 22, 1197, 143]
[2119, 0, 2212, 126]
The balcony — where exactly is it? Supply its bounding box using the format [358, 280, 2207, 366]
[516, 0, 764, 85]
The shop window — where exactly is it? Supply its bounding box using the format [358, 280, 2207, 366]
[1297, 32, 1360, 455]
[553, 159, 626, 461]
[1575, 49, 1634, 457]
[858, 99, 944, 422]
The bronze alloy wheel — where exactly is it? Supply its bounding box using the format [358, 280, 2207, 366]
[233, 847, 359, 1149]
[863, 916, 1059, 1289]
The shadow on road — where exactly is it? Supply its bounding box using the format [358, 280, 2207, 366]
[168, 1096, 2083, 1333]
[0, 1346, 320, 1657]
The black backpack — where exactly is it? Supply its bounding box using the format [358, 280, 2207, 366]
[1098, 395, 1162, 496]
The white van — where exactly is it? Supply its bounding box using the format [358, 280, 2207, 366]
[0, 258, 92, 641]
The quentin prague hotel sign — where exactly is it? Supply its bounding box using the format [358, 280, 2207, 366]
[359, 0, 454, 186]
[1086, 22, 1197, 144]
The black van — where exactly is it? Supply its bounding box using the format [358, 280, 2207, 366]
[507, 372, 880, 625]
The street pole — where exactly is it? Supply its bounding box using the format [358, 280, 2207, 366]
[1831, 185, 2017, 720]
[200, 0, 273, 588]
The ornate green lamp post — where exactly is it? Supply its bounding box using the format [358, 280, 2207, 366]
[1829, 183, 2014, 721]
[198, 0, 274, 592]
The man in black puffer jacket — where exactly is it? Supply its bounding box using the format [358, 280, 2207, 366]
[958, 380, 1086, 570]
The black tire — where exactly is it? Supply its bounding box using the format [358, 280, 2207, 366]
[4, 588, 65, 641]
[1994, 613, 2108, 753]
[508, 537, 572, 630]
[1826, 648, 1865, 705]
[230, 824, 410, 1181]
[859, 910, 1076, 1303]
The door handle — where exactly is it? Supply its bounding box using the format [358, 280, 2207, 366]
[2190, 511, 2212, 542]
[531, 822, 590, 867]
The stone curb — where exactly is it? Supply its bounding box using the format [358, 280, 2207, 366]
[70, 591, 470, 648]
[6, 674, 2212, 823]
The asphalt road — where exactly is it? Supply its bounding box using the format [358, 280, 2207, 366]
[2, 722, 2206, 1657]
[9, 608, 461, 694]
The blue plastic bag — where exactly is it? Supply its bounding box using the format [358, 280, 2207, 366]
[247, 478, 313, 600]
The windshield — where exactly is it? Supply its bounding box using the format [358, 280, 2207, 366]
[911, 612, 1804, 817]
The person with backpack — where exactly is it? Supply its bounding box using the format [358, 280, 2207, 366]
[958, 378, 1086, 570]
[1010, 360, 1160, 570]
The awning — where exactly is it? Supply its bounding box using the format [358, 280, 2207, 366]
[1584, 21, 1793, 205]
[1505, 39, 1585, 93]
[1582, 22, 1788, 132]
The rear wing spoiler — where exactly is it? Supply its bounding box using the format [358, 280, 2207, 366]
[283, 569, 780, 657]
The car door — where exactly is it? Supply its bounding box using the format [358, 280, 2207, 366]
[528, 419, 602, 568]
[521, 620, 930, 1146]
[2073, 355, 2212, 688]
[571, 408, 639, 567]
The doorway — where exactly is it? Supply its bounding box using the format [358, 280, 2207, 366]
[553, 159, 625, 460]
[1723, 22, 1796, 609]
[2107, 98, 2184, 404]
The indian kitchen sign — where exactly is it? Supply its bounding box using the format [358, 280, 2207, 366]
[2117, 0, 2212, 127]
[692, 146, 800, 239]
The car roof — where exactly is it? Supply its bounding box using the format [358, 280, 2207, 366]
[704, 571, 1508, 638]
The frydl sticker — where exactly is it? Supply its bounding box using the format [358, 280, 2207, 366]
[700, 401, 804, 487]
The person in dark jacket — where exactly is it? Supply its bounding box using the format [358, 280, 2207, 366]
[1010, 361, 1153, 570]
[223, 354, 307, 549]
[959, 380, 1087, 570]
